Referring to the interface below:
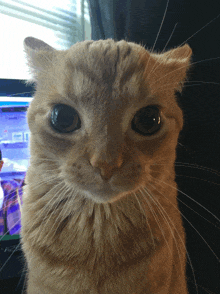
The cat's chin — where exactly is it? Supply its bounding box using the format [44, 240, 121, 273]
[82, 185, 140, 204]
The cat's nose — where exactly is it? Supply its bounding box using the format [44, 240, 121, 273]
[90, 156, 123, 181]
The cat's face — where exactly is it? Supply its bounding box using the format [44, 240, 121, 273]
[24, 38, 192, 203]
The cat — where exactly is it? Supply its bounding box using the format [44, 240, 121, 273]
[20, 36, 192, 294]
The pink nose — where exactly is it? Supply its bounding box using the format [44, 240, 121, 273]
[90, 159, 114, 180]
[90, 156, 123, 181]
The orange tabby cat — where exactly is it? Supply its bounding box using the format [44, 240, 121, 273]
[21, 37, 192, 294]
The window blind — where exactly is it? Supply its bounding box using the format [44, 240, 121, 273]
[0, 0, 91, 79]
[0, 0, 90, 48]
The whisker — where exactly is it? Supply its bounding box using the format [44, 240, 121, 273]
[138, 187, 173, 258]
[161, 22, 178, 53]
[0, 179, 62, 241]
[176, 174, 220, 187]
[144, 0, 170, 76]
[151, 0, 170, 53]
[7, 91, 33, 97]
[46, 186, 72, 240]
[153, 178, 220, 262]
[178, 13, 220, 47]
[31, 183, 67, 245]
[142, 186, 187, 285]
[145, 183, 199, 294]
[147, 12, 220, 83]
[0, 242, 22, 272]
[151, 56, 220, 88]
[152, 161, 220, 178]
[133, 191, 156, 250]
[147, 22, 178, 78]
[168, 182, 220, 230]
[152, 174, 220, 223]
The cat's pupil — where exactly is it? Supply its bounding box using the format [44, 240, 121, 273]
[131, 106, 161, 136]
[50, 104, 81, 133]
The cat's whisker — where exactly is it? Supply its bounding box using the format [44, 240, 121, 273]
[20, 183, 64, 244]
[175, 162, 220, 176]
[141, 186, 186, 285]
[163, 179, 220, 230]
[0, 242, 22, 272]
[148, 11, 220, 81]
[47, 186, 73, 240]
[160, 23, 178, 54]
[158, 83, 219, 91]
[0, 181, 63, 244]
[151, 56, 220, 87]
[31, 183, 67, 245]
[144, 0, 170, 77]
[153, 178, 220, 262]
[7, 91, 33, 97]
[178, 12, 220, 47]
[144, 184, 199, 294]
[147, 23, 178, 78]
[151, 80, 220, 92]
[183, 80, 220, 85]
[153, 161, 220, 177]
[150, 0, 170, 54]
[138, 187, 173, 259]
[151, 173, 220, 224]
[176, 174, 220, 188]
[133, 190, 156, 251]
[36, 183, 66, 224]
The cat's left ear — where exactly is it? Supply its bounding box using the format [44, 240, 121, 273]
[149, 44, 193, 93]
[161, 44, 192, 92]
[24, 37, 55, 81]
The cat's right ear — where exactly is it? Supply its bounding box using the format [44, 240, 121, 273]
[24, 37, 55, 81]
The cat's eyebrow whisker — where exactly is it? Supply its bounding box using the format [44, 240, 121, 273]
[138, 187, 173, 259]
[160, 23, 178, 54]
[153, 178, 220, 262]
[182, 81, 220, 85]
[150, 56, 220, 87]
[133, 191, 156, 250]
[144, 0, 170, 77]
[141, 186, 187, 284]
[178, 12, 220, 48]
[159, 80, 220, 87]
[149, 12, 220, 79]
[150, 0, 170, 54]
[150, 81, 220, 94]
[144, 184, 199, 294]
[147, 23, 179, 79]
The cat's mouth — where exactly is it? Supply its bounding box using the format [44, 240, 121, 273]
[79, 179, 141, 203]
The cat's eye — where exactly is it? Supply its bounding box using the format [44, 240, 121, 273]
[131, 106, 161, 136]
[50, 104, 81, 133]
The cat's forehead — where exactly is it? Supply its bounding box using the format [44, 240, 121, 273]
[62, 39, 150, 109]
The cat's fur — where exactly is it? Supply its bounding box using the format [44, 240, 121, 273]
[21, 37, 192, 294]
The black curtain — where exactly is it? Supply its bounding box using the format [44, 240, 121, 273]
[88, 1, 220, 294]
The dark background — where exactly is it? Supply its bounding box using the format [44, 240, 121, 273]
[1, 0, 220, 293]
